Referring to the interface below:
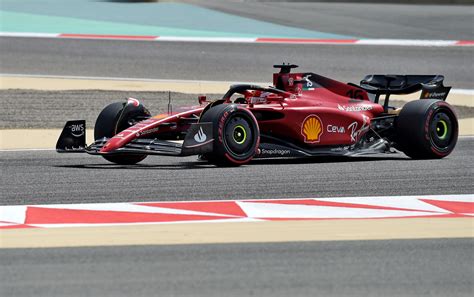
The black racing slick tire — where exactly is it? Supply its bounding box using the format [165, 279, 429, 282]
[94, 101, 150, 165]
[200, 104, 260, 166]
[396, 99, 458, 159]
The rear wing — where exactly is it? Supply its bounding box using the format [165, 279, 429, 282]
[350, 74, 451, 111]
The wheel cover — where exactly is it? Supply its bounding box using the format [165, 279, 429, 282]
[436, 120, 448, 140]
[224, 115, 254, 156]
[430, 111, 453, 150]
[233, 125, 247, 144]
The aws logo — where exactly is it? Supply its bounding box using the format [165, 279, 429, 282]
[301, 114, 323, 143]
[70, 123, 84, 138]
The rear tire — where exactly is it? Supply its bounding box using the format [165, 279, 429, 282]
[200, 104, 259, 166]
[396, 99, 458, 159]
[95, 102, 149, 165]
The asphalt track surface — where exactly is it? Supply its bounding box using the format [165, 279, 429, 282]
[1, 138, 472, 205]
[1, 238, 473, 297]
[1, 37, 473, 89]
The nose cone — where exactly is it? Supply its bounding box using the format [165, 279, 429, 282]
[100, 136, 127, 153]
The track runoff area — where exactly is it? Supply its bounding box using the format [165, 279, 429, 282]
[1, 195, 473, 248]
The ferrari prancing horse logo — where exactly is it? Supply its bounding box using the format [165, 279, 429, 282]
[301, 114, 323, 143]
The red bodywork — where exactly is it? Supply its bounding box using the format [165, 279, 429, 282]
[100, 70, 385, 153]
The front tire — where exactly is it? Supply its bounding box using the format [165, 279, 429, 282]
[95, 101, 150, 165]
[396, 99, 458, 159]
[200, 104, 259, 166]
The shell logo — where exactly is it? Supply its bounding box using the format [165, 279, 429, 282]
[301, 114, 323, 143]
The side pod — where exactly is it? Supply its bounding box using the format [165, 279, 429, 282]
[56, 120, 87, 152]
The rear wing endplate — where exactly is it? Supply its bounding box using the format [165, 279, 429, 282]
[420, 84, 451, 101]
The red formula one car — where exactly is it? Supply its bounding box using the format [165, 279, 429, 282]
[57, 64, 458, 166]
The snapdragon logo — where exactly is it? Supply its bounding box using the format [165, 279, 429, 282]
[261, 149, 291, 156]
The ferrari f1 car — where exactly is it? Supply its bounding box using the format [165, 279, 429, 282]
[57, 64, 458, 166]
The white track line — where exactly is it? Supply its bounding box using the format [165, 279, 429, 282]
[451, 89, 474, 96]
[0, 148, 56, 152]
[0, 32, 58, 38]
[1, 32, 473, 47]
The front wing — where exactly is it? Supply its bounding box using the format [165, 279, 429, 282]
[57, 121, 214, 157]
